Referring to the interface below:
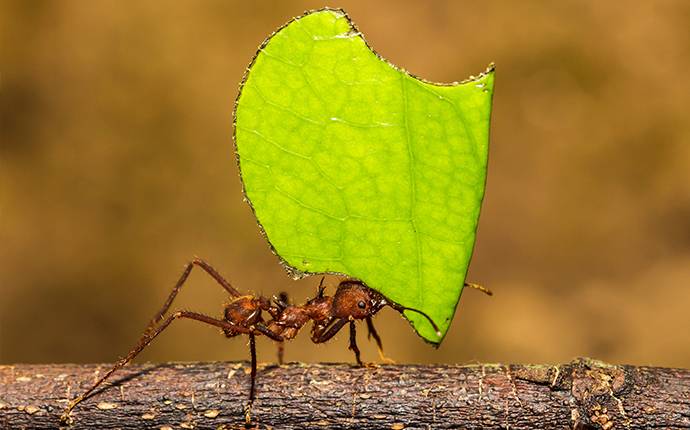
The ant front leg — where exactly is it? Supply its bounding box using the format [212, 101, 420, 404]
[348, 320, 364, 367]
[366, 317, 395, 364]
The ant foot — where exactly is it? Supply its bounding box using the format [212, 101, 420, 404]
[379, 356, 396, 365]
[59, 409, 74, 425]
[352, 360, 377, 368]
[243, 401, 254, 427]
[376, 348, 396, 364]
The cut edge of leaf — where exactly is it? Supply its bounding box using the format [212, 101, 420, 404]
[232, 7, 495, 345]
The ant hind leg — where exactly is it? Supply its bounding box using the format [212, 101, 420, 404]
[245, 332, 257, 425]
[61, 311, 237, 423]
[148, 258, 242, 331]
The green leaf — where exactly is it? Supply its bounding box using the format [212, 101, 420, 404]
[234, 8, 494, 343]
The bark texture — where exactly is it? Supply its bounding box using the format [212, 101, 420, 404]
[1, 358, 689, 429]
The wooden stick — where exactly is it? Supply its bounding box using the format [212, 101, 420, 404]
[1, 358, 689, 429]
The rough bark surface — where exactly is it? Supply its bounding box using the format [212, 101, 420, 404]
[1, 358, 689, 429]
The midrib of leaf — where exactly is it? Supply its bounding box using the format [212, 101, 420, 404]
[400, 73, 423, 310]
[413, 82, 483, 166]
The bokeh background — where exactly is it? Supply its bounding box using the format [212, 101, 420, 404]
[1, 1, 689, 368]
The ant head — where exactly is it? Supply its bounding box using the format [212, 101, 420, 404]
[332, 280, 386, 320]
[333, 279, 442, 336]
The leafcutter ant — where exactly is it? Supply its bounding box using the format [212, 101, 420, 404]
[61, 258, 489, 424]
[267, 278, 442, 366]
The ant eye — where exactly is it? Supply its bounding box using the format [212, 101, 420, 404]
[357, 301, 366, 309]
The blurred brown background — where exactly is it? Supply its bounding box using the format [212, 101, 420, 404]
[1, 1, 689, 368]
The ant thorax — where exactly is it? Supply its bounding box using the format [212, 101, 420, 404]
[304, 295, 332, 322]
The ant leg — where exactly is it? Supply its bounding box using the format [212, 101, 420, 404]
[464, 282, 493, 296]
[211, 320, 284, 343]
[278, 292, 289, 304]
[273, 292, 289, 310]
[191, 258, 243, 296]
[311, 318, 347, 344]
[277, 341, 284, 365]
[245, 332, 257, 425]
[62, 311, 238, 422]
[348, 321, 363, 367]
[252, 323, 284, 342]
[366, 317, 395, 364]
[277, 292, 289, 364]
[149, 258, 242, 330]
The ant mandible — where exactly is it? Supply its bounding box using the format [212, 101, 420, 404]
[61, 258, 489, 424]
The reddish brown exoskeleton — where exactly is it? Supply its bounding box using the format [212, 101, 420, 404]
[268, 278, 442, 365]
[61, 258, 286, 424]
[62, 258, 487, 424]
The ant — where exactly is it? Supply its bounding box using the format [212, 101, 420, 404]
[61, 258, 490, 424]
[267, 278, 442, 366]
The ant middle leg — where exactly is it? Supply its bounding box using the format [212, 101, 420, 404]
[312, 318, 367, 366]
[311, 318, 347, 344]
[276, 292, 289, 365]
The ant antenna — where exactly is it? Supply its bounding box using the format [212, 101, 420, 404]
[464, 282, 493, 296]
[389, 303, 442, 337]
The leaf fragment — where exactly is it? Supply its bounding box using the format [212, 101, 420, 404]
[234, 8, 494, 342]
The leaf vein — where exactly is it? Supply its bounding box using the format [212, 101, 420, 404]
[273, 185, 346, 221]
[412, 82, 481, 163]
[400, 74, 424, 310]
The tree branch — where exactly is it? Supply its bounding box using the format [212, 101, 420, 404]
[1, 358, 689, 429]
